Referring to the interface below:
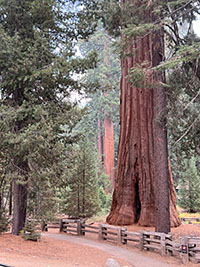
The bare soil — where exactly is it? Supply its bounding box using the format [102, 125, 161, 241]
[0, 223, 200, 267]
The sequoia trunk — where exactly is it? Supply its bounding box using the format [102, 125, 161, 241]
[103, 36, 115, 187]
[106, 0, 181, 230]
[104, 115, 115, 187]
[97, 118, 104, 164]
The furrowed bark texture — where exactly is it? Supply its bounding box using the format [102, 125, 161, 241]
[97, 34, 115, 188]
[104, 115, 115, 187]
[106, 0, 180, 230]
[103, 36, 115, 187]
[169, 161, 181, 227]
[12, 161, 29, 235]
[11, 115, 29, 235]
[12, 180, 28, 235]
[97, 118, 104, 164]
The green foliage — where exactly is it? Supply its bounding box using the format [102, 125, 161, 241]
[123, 23, 160, 39]
[178, 156, 200, 213]
[20, 221, 40, 241]
[98, 186, 107, 208]
[105, 192, 112, 211]
[59, 138, 100, 218]
[79, 23, 120, 165]
[0, 0, 101, 226]
[0, 213, 9, 233]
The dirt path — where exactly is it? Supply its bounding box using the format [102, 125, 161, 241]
[43, 233, 171, 267]
[0, 233, 131, 267]
[1, 223, 200, 267]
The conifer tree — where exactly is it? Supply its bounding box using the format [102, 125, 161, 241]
[62, 138, 99, 218]
[179, 156, 200, 213]
[0, 0, 100, 235]
[79, 23, 120, 188]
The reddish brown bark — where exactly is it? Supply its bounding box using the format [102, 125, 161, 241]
[106, 0, 180, 230]
[103, 35, 115, 187]
[97, 33, 115, 188]
[104, 115, 115, 187]
[97, 118, 104, 164]
[169, 161, 181, 227]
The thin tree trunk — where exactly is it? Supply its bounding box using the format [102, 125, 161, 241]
[104, 115, 115, 187]
[9, 182, 12, 216]
[77, 184, 80, 214]
[12, 161, 29, 235]
[0, 195, 1, 212]
[97, 118, 104, 164]
[82, 169, 85, 215]
[12, 180, 28, 235]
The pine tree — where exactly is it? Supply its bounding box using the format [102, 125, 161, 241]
[179, 156, 200, 213]
[62, 138, 99, 218]
[0, 0, 100, 235]
[21, 221, 40, 241]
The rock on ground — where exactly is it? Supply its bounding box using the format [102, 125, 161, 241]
[105, 258, 121, 267]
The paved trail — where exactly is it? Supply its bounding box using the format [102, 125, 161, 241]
[43, 233, 171, 267]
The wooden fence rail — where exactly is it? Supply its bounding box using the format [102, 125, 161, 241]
[180, 217, 200, 224]
[139, 230, 172, 256]
[43, 218, 200, 264]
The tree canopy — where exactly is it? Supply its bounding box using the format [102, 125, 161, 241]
[0, 0, 101, 234]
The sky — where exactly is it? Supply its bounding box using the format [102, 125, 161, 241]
[193, 18, 200, 36]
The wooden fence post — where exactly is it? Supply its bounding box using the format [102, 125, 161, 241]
[121, 227, 127, 245]
[160, 234, 166, 256]
[180, 237, 189, 264]
[165, 234, 173, 256]
[117, 228, 122, 245]
[77, 220, 81, 236]
[80, 219, 85, 236]
[59, 219, 63, 232]
[98, 224, 103, 240]
[139, 231, 144, 251]
[145, 231, 150, 251]
[41, 221, 47, 232]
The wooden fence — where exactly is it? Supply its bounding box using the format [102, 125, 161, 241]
[180, 217, 200, 224]
[43, 218, 200, 264]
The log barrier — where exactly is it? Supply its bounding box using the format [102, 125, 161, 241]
[180, 217, 200, 224]
[43, 218, 200, 264]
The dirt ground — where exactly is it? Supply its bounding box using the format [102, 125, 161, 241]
[1, 223, 200, 267]
[0, 232, 130, 267]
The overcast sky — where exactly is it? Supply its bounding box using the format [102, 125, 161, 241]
[193, 17, 200, 36]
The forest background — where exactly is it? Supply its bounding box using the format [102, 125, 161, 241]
[0, 0, 200, 235]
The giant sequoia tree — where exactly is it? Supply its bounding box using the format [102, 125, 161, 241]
[0, 0, 99, 235]
[106, 0, 184, 232]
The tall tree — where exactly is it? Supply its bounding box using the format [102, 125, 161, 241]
[0, 0, 99, 235]
[79, 24, 120, 188]
[179, 156, 200, 213]
[106, 0, 184, 232]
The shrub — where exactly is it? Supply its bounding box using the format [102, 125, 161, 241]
[20, 221, 40, 241]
